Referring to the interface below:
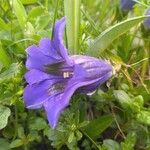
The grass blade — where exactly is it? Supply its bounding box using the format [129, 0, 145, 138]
[64, 0, 80, 54]
[87, 16, 150, 56]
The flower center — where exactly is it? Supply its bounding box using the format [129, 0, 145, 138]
[44, 61, 74, 78]
[63, 72, 74, 78]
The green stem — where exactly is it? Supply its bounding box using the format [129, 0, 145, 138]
[80, 130, 100, 150]
[51, 0, 60, 38]
[64, 0, 80, 54]
[141, 42, 150, 79]
[133, 0, 149, 8]
[24, 144, 29, 150]
[13, 105, 18, 140]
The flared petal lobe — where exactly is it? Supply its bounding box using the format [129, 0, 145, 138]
[43, 70, 104, 128]
[26, 17, 72, 72]
[26, 45, 58, 71]
[23, 78, 67, 109]
[25, 69, 59, 85]
[52, 17, 72, 65]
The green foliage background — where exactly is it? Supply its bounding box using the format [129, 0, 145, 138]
[0, 0, 150, 149]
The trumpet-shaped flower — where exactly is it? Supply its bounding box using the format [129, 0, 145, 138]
[23, 17, 112, 128]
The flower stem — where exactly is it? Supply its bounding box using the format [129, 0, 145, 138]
[80, 130, 100, 150]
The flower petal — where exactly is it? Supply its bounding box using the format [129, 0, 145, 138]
[26, 45, 58, 70]
[23, 77, 69, 109]
[79, 72, 112, 93]
[25, 69, 60, 85]
[52, 17, 72, 65]
[23, 79, 62, 109]
[39, 38, 62, 60]
[43, 75, 101, 128]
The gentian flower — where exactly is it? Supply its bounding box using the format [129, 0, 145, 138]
[143, 8, 150, 30]
[120, 0, 136, 12]
[23, 17, 112, 128]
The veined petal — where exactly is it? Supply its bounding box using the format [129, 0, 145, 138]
[52, 17, 72, 65]
[25, 69, 60, 85]
[43, 75, 101, 128]
[23, 80, 52, 109]
[23, 80, 60, 109]
[79, 72, 112, 93]
[23, 79, 64, 109]
[71, 55, 112, 80]
[26, 45, 58, 70]
[39, 38, 62, 60]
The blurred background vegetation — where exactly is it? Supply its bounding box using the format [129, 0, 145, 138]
[0, 0, 149, 149]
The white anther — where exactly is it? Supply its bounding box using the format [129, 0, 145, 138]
[63, 72, 70, 78]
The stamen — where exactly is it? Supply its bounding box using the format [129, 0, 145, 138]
[63, 72, 74, 78]
[63, 72, 69, 78]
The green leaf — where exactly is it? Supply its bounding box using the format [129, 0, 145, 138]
[0, 138, 10, 150]
[35, 14, 51, 31]
[103, 139, 121, 150]
[83, 115, 113, 139]
[64, 0, 80, 54]
[136, 110, 150, 125]
[0, 18, 9, 31]
[121, 132, 136, 150]
[0, 42, 11, 68]
[0, 63, 20, 83]
[13, 0, 27, 28]
[9, 139, 23, 148]
[18, 126, 25, 139]
[76, 131, 82, 141]
[0, 31, 11, 41]
[27, 131, 41, 142]
[29, 117, 47, 131]
[20, 0, 37, 4]
[0, 105, 11, 130]
[68, 132, 75, 143]
[114, 90, 132, 109]
[87, 16, 150, 56]
[28, 6, 45, 19]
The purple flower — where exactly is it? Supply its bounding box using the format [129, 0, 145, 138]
[143, 8, 150, 30]
[23, 17, 112, 128]
[120, 0, 136, 12]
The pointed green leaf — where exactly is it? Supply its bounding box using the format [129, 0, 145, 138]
[83, 115, 113, 139]
[103, 139, 121, 150]
[64, 0, 80, 54]
[136, 110, 150, 125]
[10, 139, 23, 148]
[0, 63, 20, 82]
[0, 18, 9, 31]
[20, 0, 37, 4]
[28, 6, 45, 19]
[0, 105, 11, 130]
[0, 138, 10, 150]
[13, 0, 27, 28]
[114, 90, 132, 109]
[0, 42, 11, 68]
[87, 16, 150, 56]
